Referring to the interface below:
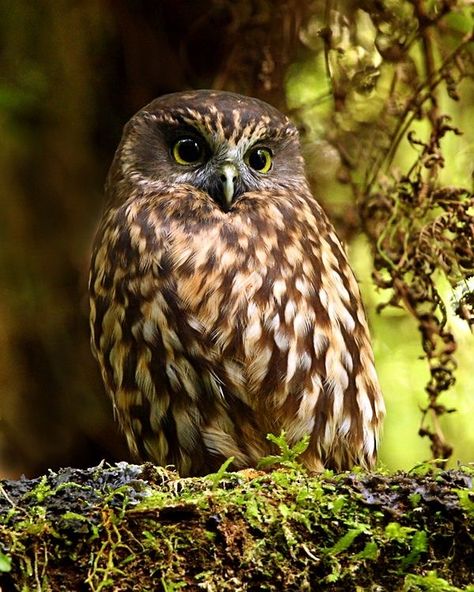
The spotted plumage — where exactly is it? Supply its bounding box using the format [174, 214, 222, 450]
[89, 90, 385, 476]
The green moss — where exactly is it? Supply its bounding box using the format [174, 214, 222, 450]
[0, 463, 472, 591]
[403, 571, 474, 592]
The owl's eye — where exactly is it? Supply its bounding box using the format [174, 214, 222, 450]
[172, 137, 204, 165]
[246, 147, 272, 173]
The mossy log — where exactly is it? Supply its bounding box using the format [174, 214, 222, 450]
[0, 462, 472, 591]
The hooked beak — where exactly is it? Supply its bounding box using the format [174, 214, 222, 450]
[218, 162, 239, 211]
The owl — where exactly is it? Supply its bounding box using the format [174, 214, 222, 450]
[89, 90, 385, 477]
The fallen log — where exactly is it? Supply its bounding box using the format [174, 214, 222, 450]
[0, 462, 472, 591]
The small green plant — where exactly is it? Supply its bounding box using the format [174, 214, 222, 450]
[162, 578, 187, 592]
[403, 571, 474, 592]
[455, 488, 474, 518]
[257, 431, 310, 470]
[384, 522, 428, 570]
[205, 456, 235, 490]
[324, 525, 367, 556]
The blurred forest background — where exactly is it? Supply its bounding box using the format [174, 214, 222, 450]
[0, 0, 472, 479]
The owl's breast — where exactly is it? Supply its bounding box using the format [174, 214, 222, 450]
[155, 202, 321, 399]
[91, 189, 383, 472]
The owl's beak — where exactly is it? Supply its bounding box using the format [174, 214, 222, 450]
[218, 162, 239, 210]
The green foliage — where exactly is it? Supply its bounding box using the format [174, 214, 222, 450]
[355, 541, 379, 561]
[161, 578, 187, 592]
[403, 571, 474, 592]
[324, 525, 367, 555]
[287, 0, 474, 468]
[400, 530, 428, 569]
[455, 487, 474, 518]
[385, 521, 417, 542]
[0, 552, 12, 573]
[408, 460, 445, 476]
[384, 521, 427, 565]
[206, 456, 235, 490]
[257, 431, 310, 469]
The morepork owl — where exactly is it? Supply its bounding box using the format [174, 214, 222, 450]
[89, 90, 385, 476]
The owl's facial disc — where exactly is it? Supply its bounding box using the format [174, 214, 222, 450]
[111, 91, 308, 211]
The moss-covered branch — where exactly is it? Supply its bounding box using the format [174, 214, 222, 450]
[0, 463, 472, 591]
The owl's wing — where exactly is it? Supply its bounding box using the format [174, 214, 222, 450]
[270, 193, 385, 471]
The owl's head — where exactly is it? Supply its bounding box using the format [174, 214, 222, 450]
[108, 90, 306, 211]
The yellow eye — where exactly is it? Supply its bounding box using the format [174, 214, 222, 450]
[247, 147, 272, 173]
[172, 137, 203, 165]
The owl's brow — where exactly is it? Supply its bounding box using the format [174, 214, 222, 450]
[143, 107, 297, 147]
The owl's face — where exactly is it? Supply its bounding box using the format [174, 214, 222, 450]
[110, 90, 307, 211]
